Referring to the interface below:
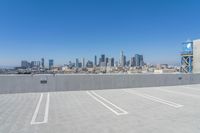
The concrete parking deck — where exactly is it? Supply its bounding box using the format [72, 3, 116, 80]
[1, 84, 200, 133]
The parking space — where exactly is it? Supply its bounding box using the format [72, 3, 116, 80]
[1, 85, 200, 133]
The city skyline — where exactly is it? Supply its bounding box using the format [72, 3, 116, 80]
[19, 51, 145, 68]
[1, 0, 200, 66]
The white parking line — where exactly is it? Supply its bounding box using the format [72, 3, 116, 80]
[156, 89, 200, 98]
[124, 90, 183, 108]
[31, 93, 50, 125]
[87, 91, 128, 115]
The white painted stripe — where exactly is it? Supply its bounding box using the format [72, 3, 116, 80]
[87, 91, 128, 115]
[124, 90, 183, 108]
[31, 93, 50, 125]
[31, 93, 43, 125]
[157, 89, 200, 98]
[91, 91, 128, 114]
[44, 93, 50, 123]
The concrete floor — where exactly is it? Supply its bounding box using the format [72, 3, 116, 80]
[1, 84, 200, 133]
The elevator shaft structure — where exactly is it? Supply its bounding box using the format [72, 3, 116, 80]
[181, 41, 193, 73]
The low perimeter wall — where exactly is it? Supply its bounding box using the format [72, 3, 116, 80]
[0, 74, 200, 94]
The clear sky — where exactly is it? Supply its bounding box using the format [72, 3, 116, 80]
[0, 0, 200, 67]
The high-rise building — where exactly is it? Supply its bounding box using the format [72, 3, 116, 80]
[126, 60, 130, 67]
[120, 51, 124, 67]
[130, 57, 136, 67]
[140, 55, 144, 66]
[135, 54, 144, 67]
[101, 54, 105, 63]
[94, 55, 97, 67]
[78, 62, 82, 68]
[21, 60, 30, 69]
[86, 60, 93, 68]
[106, 57, 109, 66]
[99, 54, 106, 67]
[49, 59, 54, 69]
[111, 58, 114, 67]
[107, 58, 115, 67]
[82, 58, 85, 68]
[135, 54, 140, 67]
[120, 51, 126, 67]
[115, 61, 119, 67]
[31, 61, 40, 68]
[41, 58, 45, 68]
[75, 58, 79, 68]
[68, 61, 75, 68]
[124, 55, 126, 67]
[100, 62, 106, 67]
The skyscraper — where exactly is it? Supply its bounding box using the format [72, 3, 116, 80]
[21, 60, 30, 69]
[106, 57, 109, 66]
[140, 55, 144, 66]
[101, 54, 105, 63]
[135, 54, 140, 67]
[31, 61, 40, 68]
[123, 55, 126, 67]
[108, 58, 115, 67]
[94, 55, 97, 67]
[75, 58, 79, 68]
[130, 57, 136, 67]
[41, 58, 45, 68]
[99, 54, 106, 67]
[120, 51, 125, 67]
[82, 58, 85, 68]
[135, 54, 144, 67]
[49, 59, 54, 69]
[111, 58, 114, 67]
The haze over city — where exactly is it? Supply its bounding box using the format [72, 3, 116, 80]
[0, 0, 200, 67]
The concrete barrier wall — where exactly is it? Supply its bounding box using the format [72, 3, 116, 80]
[0, 74, 200, 94]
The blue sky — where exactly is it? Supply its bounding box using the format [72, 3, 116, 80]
[0, 0, 200, 67]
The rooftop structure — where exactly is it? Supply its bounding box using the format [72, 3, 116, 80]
[193, 40, 200, 73]
[181, 41, 193, 73]
[181, 39, 200, 73]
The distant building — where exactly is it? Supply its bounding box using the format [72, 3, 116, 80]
[126, 60, 130, 67]
[21, 60, 30, 69]
[86, 60, 93, 68]
[115, 61, 119, 67]
[41, 58, 45, 68]
[82, 58, 86, 68]
[130, 57, 136, 67]
[78, 62, 82, 68]
[99, 54, 106, 67]
[75, 58, 79, 68]
[111, 58, 114, 67]
[31, 61, 40, 68]
[124, 55, 126, 66]
[100, 62, 107, 67]
[135, 54, 144, 67]
[68, 61, 75, 68]
[49, 59, 54, 69]
[106, 57, 109, 66]
[107, 58, 115, 67]
[120, 51, 125, 67]
[101, 54, 105, 63]
[94, 55, 97, 67]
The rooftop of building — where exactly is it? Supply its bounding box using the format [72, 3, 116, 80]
[1, 84, 200, 133]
